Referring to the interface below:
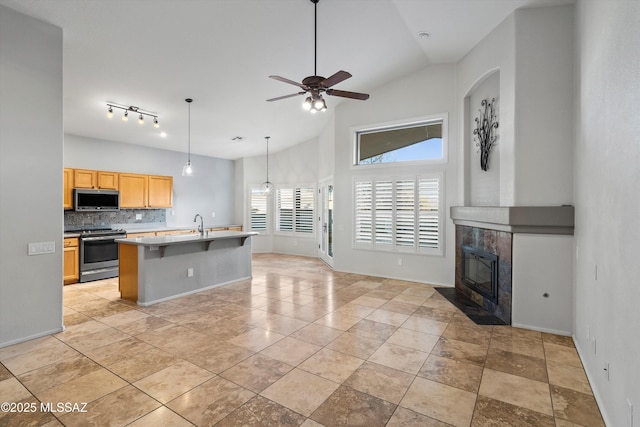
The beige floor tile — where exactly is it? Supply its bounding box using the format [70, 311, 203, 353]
[542, 332, 575, 348]
[442, 322, 492, 347]
[137, 324, 217, 357]
[228, 327, 286, 352]
[334, 302, 377, 318]
[401, 315, 449, 336]
[0, 394, 58, 427]
[57, 385, 160, 427]
[187, 341, 255, 374]
[347, 319, 398, 340]
[134, 360, 214, 403]
[365, 308, 410, 326]
[114, 315, 173, 335]
[386, 407, 452, 426]
[310, 385, 396, 427]
[419, 355, 484, 393]
[260, 368, 340, 417]
[258, 313, 309, 335]
[84, 337, 154, 366]
[551, 384, 605, 426]
[0, 377, 32, 401]
[369, 342, 429, 375]
[401, 377, 477, 427]
[349, 295, 388, 308]
[289, 323, 343, 346]
[484, 347, 548, 382]
[0, 364, 11, 382]
[16, 355, 102, 394]
[299, 348, 364, 384]
[471, 395, 555, 426]
[478, 368, 553, 416]
[108, 347, 179, 382]
[62, 326, 130, 353]
[391, 294, 428, 305]
[387, 328, 440, 353]
[128, 406, 195, 427]
[301, 418, 325, 427]
[544, 342, 583, 368]
[326, 331, 387, 359]
[97, 309, 149, 326]
[216, 395, 307, 427]
[0, 336, 60, 361]
[431, 337, 488, 366]
[260, 336, 321, 366]
[493, 325, 542, 341]
[36, 368, 127, 405]
[2, 339, 79, 376]
[379, 300, 420, 315]
[167, 376, 255, 426]
[313, 312, 363, 331]
[402, 286, 436, 298]
[489, 333, 545, 359]
[413, 306, 456, 323]
[546, 360, 592, 394]
[343, 361, 414, 404]
[221, 353, 294, 393]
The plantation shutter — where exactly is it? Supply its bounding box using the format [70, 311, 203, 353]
[295, 187, 314, 233]
[395, 179, 416, 248]
[354, 181, 372, 243]
[418, 178, 439, 249]
[277, 188, 294, 231]
[374, 181, 393, 246]
[249, 188, 267, 231]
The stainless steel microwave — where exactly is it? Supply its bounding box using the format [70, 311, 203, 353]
[73, 188, 120, 211]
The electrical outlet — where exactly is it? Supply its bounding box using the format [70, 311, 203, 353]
[28, 241, 55, 255]
[136, 213, 142, 220]
[397, 258, 403, 266]
[211, 212, 216, 218]
[187, 268, 194, 278]
[627, 399, 634, 427]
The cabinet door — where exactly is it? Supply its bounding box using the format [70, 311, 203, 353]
[97, 171, 119, 190]
[63, 168, 74, 209]
[73, 169, 97, 188]
[63, 238, 79, 285]
[126, 232, 156, 238]
[148, 175, 173, 208]
[119, 173, 148, 208]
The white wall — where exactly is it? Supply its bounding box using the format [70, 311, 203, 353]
[333, 64, 458, 285]
[64, 134, 236, 229]
[574, 2, 640, 425]
[0, 6, 64, 346]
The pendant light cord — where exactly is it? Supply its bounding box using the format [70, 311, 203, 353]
[266, 136, 270, 182]
[314, 0, 317, 76]
[188, 102, 191, 163]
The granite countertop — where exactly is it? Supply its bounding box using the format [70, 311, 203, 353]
[63, 224, 242, 238]
[116, 230, 258, 247]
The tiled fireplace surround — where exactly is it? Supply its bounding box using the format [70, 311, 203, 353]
[455, 225, 513, 324]
[451, 206, 575, 327]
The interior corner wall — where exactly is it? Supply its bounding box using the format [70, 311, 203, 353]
[574, 2, 640, 425]
[0, 5, 64, 346]
[332, 64, 457, 285]
[513, 5, 574, 206]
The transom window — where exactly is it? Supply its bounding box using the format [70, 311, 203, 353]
[355, 120, 444, 165]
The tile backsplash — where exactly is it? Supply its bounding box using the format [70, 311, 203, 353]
[64, 209, 166, 230]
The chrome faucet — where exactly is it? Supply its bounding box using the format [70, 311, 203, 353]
[193, 214, 204, 236]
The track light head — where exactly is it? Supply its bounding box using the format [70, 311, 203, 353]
[122, 110, 129, 122]
[153, 117, 159, 128]
[107, 105, 113, 118]
[138, 113, 144, 124]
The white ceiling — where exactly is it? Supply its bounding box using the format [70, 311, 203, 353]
[0, 0, 569, 159]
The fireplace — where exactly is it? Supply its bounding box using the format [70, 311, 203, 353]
[461, 246, 498, 303]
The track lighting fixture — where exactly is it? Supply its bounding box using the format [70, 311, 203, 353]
[106, 103, 159, 128]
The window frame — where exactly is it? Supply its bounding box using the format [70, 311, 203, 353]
[352, 113, 448, 169]
[274, 184, 316, 237]
[352, 172, 445, 256]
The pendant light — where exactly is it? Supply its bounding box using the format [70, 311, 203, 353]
[182, 98, 194, 176]
[261, 136, 274, 194]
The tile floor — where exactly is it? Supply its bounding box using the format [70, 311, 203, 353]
[0, 254, 605, 426]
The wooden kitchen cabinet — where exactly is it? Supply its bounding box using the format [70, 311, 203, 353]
[63, 168, 74, 209]
[126, 232, 156, 238]
[63, 237, 79, 285]
[119, 173, 148, 208]
[148, 175, 173, 208]
[72, 169, 118, 190]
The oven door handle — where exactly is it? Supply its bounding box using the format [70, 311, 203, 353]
[81, 235, 123, 241]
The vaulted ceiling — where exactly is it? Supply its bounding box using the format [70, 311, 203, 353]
[0, 0, 568, 159]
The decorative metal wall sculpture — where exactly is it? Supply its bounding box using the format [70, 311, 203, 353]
[473, 98, 499, 171]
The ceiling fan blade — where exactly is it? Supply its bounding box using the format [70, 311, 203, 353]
[269, 75, 307, 90]
[321, 70, 352, 88]
[266, 92, 306, 102]
[326, 89, 370, 100]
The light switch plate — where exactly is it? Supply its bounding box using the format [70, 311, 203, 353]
[28, 241, 55, 255]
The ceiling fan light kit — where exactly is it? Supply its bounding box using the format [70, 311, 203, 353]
[267, 0, 369, 112]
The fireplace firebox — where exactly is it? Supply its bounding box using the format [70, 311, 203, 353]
[461, 246, 498, 303]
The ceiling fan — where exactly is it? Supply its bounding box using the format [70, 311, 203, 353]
[267, 0, 369, 112]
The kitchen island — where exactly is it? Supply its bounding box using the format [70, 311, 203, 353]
[116, 230, 257, 306]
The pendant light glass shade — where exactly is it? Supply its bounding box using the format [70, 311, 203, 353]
[261, 136, 273, 194]
[182, 98, 194, 176]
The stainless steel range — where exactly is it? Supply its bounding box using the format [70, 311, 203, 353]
[74, 228, 127, 282]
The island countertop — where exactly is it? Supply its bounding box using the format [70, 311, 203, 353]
[116, 230, 258, 247]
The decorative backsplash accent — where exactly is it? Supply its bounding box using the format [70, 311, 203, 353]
[64, 209, 166, 230]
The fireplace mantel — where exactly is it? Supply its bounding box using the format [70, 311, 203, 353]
[450, 206, 574, 235]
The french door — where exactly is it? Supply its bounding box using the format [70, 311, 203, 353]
[318, 178, 334, 267]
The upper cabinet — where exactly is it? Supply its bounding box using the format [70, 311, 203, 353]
[63, 168, 74, 210]
[148, 175, 173, 208]
[73, 169, 118, 190]
[64, 168, 172, 209]
[119, 173, 148, 208]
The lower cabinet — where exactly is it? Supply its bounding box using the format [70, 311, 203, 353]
[63, 238, 79, 285]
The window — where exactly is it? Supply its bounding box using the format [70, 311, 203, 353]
[249, 187, 268, 231]
[276, 186, 315, 234]
[356, 120, 444, 165]
[353, 175, 442, 254]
